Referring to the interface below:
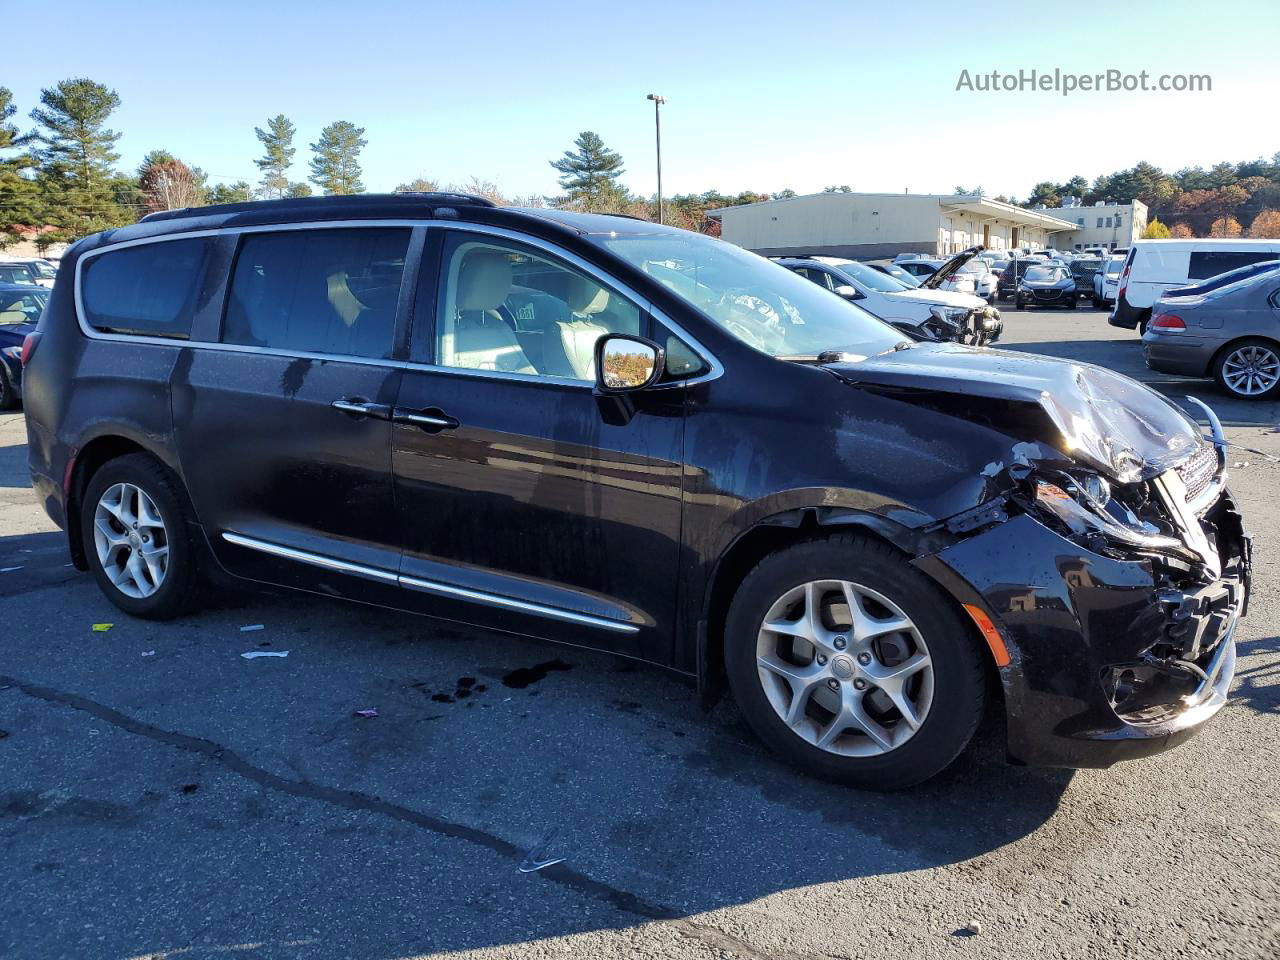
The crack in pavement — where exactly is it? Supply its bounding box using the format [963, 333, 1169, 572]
[1, 674, 778, 960]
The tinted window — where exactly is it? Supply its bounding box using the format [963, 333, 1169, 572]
[435, 234, 642, 381]
[81, 239, 211, 338]
[224, 228, 409, 358]
[1187, 250, 1279, 281]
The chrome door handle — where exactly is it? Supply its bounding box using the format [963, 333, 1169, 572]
[393, 408, 460, 430]
[331, 398, 391, 419]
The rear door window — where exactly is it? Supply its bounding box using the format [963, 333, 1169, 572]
[1188, 250, 1280, 280]
[223, 228, 410, 359]
[81, 238, 213, 338]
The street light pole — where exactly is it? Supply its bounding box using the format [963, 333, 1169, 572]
[647, 94, 665, 225]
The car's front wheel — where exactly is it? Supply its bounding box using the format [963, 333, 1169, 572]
[80, 453, 200, 619]
[0, 367, 15, 410]
[724, 535, 986, 790]
[1213, 338, 1280, 400]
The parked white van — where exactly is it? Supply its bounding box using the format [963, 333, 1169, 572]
[1110, 238, 1280, 333]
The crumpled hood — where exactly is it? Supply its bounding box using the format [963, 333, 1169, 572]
[826, 342, 1202, 483]
[881, 288, 987, 310]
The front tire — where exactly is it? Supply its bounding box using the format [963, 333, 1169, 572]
[80, 453, 200, 619]
[1015, 296, 1025, 310]
[724, 535, 986, 790]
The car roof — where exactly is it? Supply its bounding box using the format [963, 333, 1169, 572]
[0, 282, 46, 292]
[83, 194, 686, 253]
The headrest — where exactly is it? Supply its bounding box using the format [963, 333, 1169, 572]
[566, 275, 610, 316]
[457, 250, 513, 312]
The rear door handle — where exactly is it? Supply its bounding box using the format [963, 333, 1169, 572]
[392, 407, 460, 430]
[331, 398, 392, 420]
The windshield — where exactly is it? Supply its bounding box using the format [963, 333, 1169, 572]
[883, 264, 922, 287]
[1024, 266, 1064, 282]
[0, 289, 47, 323]
[957, 261, 989, 276]
[1202, 268, 1280, 300]
[829, 259, 910, 293]
[598, 233, 905, 360]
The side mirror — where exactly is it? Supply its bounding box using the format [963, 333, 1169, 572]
[595, 334, 665, 392]
[833, 284, 863, 300]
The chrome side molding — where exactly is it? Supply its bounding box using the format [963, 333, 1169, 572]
[221, 531, 639, 635]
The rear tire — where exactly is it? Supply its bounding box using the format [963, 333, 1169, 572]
[1015, 296, 1025, 309]
[80, 453, 200, 620]
[1212, 338, 1280, 401]
[1066, 296, 1077, 309]
[0, 368, 15, 410]
[724, 535, 986, 790]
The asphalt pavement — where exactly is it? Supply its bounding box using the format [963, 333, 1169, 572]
[1, 306, 1277, 960]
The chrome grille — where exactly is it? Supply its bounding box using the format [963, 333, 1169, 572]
[1177, 443, 1219, 505]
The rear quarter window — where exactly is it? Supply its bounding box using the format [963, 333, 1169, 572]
[80, 238, 212, 338]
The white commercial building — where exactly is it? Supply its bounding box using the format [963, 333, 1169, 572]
[1036, 199, 1147, 251]
[707, 191, 1078, 259]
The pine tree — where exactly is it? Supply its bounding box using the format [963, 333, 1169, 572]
[207, 181, 253, 205]
[549, 131, 626, 209]
[309, 121, 366, 195]
[0, 87, 39, 249]
[254, 114, 296, 199]
[29, 78, 133, 240]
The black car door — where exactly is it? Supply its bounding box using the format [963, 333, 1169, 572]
[173, 225, 419, 601]
[389, 227, 689, 662]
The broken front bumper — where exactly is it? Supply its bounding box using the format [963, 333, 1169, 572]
[915, 496, 1250, 769]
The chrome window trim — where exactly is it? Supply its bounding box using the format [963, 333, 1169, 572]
[72, 218, 725, 388]
[222, 531, 639, 634]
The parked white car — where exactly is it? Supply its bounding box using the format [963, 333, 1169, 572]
[951, 259, 999, 304]
[0, 257, 56, 288]
[1110, 238, 1280, 333]
[1091, 255, 1124, 308]
[776, 249, 1001, 344]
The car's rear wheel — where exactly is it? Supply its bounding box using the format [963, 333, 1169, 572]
[0, 368, 15, 410]
[1213, 338, 1280, 400]
[80, 453, 200, 619]
[1066, 296, 1077, 308]
[724, 535, 985, 790]
[1015, 296, 1025, 309]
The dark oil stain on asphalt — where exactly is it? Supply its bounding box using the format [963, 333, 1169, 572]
[501, 659, 572, 689]
[427, 677, 490, 704]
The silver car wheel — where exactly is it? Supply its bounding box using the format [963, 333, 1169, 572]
[1222, 345, 1280, 396]
[93, 482, 170, 599]
[755, 579, 934, 757]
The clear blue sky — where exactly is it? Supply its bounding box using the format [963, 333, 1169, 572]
[8, 0, 1278, 201]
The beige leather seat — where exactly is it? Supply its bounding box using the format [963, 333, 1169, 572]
[558, 276, 613, 380]
[447, 250, 535, 374]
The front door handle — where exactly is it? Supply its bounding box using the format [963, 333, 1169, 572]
[392, 407, 460, 431]
[331, 398, 392, 420]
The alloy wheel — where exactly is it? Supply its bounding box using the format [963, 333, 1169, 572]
[755, 579, 933, 757]
[93, 482, 170, 598]
[1222, 345, 1280, 397]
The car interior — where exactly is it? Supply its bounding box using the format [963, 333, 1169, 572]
[438, 242, 640, 381]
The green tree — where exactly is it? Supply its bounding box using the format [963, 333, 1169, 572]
[0, 86, 39, 249]
[254, 114, 296, 199]
[309, 120, 366, 195]
[823, 184, 853, 193]
[952, 185, 984, 196]
[549, 131, 626, 210]
[29, 77, 133, 241]
[1141, 218, 1172, 239]
[285, 181, 312, 198]
[207, 181, 253, 205]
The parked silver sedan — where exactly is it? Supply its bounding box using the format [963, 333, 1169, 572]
[1143, 266, 1280, 399]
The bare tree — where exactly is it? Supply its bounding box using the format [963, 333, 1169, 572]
[139, 155, 204, 213]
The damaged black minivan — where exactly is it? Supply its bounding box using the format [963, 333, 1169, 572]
[23, 194, 1250, 788]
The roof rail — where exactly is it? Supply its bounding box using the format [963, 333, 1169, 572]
[140, 191, 499, 224]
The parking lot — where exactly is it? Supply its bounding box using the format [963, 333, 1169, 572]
[2, 305, 1278, 960]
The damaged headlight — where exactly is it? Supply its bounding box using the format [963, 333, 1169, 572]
[1026, 472, 1189, 559]
[928, 305, 970, 330]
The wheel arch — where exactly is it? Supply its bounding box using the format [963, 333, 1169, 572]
[696, 505, 933, 705]
[64, 431, 192, 571]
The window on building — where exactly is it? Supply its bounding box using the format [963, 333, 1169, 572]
[1096, 217, 1104, 228]
[1105, 217, 1113, 228]
[223, 228, 410, 359]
